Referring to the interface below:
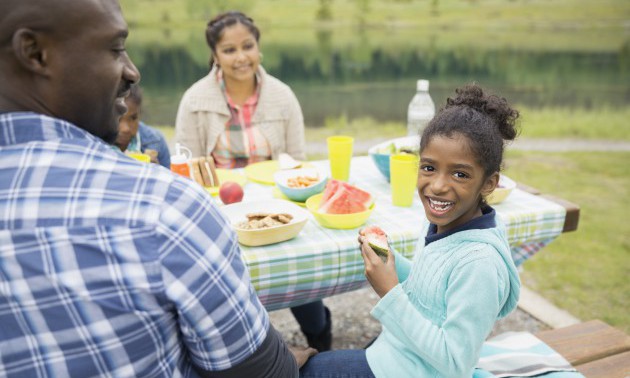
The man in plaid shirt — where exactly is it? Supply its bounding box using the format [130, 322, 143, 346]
[0, 0, 315, 377]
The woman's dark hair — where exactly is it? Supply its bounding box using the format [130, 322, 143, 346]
[205, 11, 260, 66]
[420, 84, 520, 177]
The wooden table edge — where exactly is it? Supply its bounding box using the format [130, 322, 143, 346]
[516, 183, 580, 233]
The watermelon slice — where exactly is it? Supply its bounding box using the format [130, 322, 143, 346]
[360, 225, 389, 261]
[319, 179, 340, 205]
[319, 180, 374, 214]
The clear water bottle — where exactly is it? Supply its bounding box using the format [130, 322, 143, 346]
[407, 79, 435, 137]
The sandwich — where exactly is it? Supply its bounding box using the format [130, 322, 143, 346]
[190, 156, 220, 187]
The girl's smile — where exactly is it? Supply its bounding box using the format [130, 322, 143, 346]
[426, 197, 454, 215]
[418, 134, 498, 234]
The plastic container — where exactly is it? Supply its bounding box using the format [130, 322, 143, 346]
[170, 143, 192, 178]
[407, 79, 435, 137]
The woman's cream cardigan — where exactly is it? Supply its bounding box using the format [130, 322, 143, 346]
[174, 66, 306, 160]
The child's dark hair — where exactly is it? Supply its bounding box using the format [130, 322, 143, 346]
[420, 84, 520, 177]
[127, 84, 142, 107]
[205, 11, 260, 67]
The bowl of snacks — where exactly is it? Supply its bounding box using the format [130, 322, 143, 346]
[221, 199, 309, 246]
[368, 135, 420, 182]
[486, 174, 517, 205]
[273, 167, 327, 202]
[305, 180, 375, 229]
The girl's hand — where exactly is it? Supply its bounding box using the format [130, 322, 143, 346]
[358, 236, 398, 297]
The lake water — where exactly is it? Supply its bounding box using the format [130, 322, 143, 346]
[127, 26, 630, 128]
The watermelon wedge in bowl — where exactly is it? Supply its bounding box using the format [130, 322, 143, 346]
[305, 180, 375, 229]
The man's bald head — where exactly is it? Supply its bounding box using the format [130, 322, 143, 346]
[0, 0, 140, 143]
[0, 0, 93, 46]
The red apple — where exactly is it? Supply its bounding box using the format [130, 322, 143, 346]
[219, 181, 244, 204]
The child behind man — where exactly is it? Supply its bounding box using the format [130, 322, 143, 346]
[300, 84, 522, 378]
[116, 85, 171, 168]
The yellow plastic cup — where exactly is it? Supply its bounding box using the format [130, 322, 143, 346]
[390, 153, 419, 207]
[327, 136, 354, 181]
[127, 152, 151, 163]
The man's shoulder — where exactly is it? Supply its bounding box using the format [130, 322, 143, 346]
[0, 111, 101, 146]
[51, 141, 204, 217]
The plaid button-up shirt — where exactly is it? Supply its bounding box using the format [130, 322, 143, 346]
[212, 70, 272, 169]
[0, 112, 268, 377]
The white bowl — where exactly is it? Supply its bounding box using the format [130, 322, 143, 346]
[221, 199, 309, 246]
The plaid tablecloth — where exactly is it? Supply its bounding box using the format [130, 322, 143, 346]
[235, 156, 567, 311]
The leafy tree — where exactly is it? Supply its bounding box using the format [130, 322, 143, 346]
[355, 0, 371, 27]
[316, 0, 333, 21]
[186, 0, 254, 21]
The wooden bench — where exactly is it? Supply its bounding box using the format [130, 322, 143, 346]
[535, 320, 630, 378]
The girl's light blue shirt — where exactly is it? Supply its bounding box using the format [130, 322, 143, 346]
[366, 218, 520, 378]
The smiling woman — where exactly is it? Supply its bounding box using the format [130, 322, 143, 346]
[174, 11, 306, 165]
[174, 10, 332, 352]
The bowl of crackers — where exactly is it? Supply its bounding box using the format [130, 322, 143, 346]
[273, 167, 327, 202]
[221, 199, 309, 246]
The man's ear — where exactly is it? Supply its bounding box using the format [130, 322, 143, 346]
[12, 28, 49, 75]
[481, 171, 500, 198]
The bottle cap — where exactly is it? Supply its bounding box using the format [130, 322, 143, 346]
[416, 79, 429, 92]
[171, 143, 191, 164]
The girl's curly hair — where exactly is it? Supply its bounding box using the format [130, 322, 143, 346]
[420, 84, 520, 176]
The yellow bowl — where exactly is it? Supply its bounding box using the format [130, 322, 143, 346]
[486, 174, 517, 205]
[221, 199, 308, 247]
[305, 193, 374, 229]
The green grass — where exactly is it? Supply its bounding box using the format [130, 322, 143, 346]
[517, 106, 630, 140]
[503, 151, 630, 334]
[294, 106, 630, 141]
[307, 115, 406, 141]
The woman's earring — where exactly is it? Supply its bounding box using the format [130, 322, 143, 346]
[210, 56, 220, 69]
[259, 52, 264, 63]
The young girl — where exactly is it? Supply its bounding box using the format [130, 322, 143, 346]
[299, 84, 521, 378]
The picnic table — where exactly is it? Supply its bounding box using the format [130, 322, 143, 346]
[236, 155, 579, 311]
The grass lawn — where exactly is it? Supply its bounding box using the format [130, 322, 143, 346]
[504, 151, 630, 334]
[294, 106, 630, 142]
